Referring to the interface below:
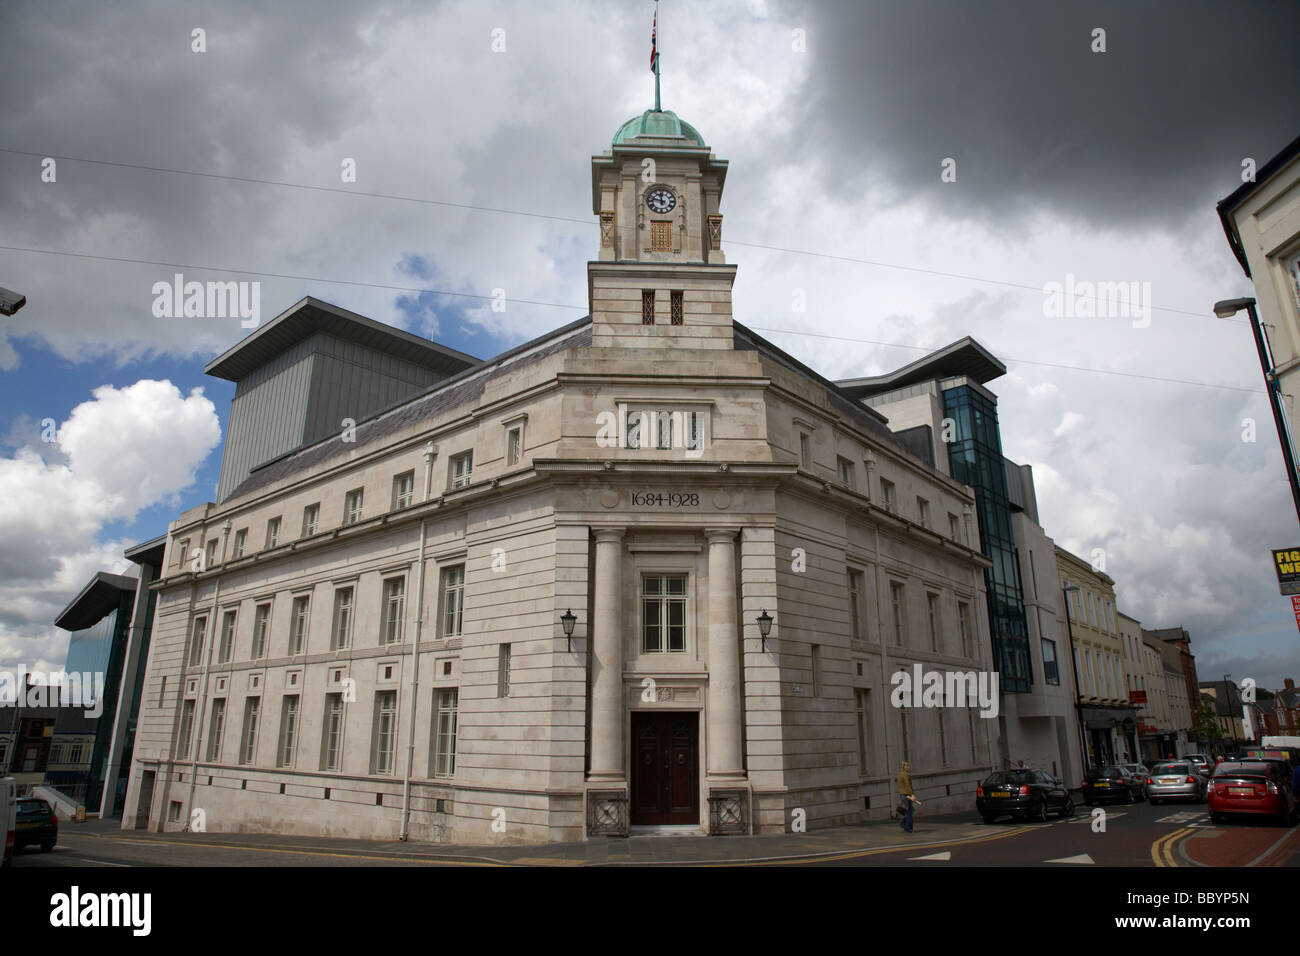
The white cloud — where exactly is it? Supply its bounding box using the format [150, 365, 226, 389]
[0, 381, 219, 671]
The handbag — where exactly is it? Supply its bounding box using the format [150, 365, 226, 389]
[896, 799, 909, 815]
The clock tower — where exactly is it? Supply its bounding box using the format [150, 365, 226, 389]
[589, 109, 737, 349]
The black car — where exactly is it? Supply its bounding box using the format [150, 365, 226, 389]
[14, 798, 57, 853]
[1082, 766, 1145, 805]
[976, 769, 1073, 823]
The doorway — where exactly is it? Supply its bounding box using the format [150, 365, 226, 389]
[135, 771, 155, 830]
[630, 712, 699, 826]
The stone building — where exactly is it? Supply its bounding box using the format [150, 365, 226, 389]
[122, 107, 996, 844]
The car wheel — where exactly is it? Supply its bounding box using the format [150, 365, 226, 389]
[1211, 812, 1224, 824]
[1150, 797, 1160, 805]
[40, 842, 54, 853]
[1058, 797, 1074, 818]
[1122, 788, 1132, 804]
[1033, 798, 1048, 823]
[982, 814, 997, 825]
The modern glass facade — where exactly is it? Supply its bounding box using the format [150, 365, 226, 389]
[943, 383, 1033, 693]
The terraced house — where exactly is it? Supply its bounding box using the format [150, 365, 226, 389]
[122, 106, 997, 844]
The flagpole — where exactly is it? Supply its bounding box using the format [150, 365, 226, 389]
[652, 0, 661, 111]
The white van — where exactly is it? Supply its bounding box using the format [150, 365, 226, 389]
[1, 777, 15, 866]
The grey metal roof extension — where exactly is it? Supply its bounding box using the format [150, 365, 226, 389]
[835, 336, 1007, 398]
[54, 572, 138, 631]
[205, 296, 482, 382]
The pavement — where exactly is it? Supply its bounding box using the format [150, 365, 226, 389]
[64, 811, 1016, 866]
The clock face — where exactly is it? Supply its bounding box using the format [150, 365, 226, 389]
[646, 188, 676, 214]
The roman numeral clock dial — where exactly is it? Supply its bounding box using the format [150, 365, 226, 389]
[646, 188, 676, 214]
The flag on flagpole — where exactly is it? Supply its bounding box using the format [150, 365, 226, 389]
[650, 2, 659, 74]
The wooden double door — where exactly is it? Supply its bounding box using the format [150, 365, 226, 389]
[630, 712, 699, 826]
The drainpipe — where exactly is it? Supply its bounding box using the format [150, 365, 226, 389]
[872, 524, 893, 802]
[184, 519, 230, 831]
[399, 441, 437, 841]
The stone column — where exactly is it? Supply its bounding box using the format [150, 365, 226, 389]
[706, 529, 745, 780]
[589, 528, 625, 781]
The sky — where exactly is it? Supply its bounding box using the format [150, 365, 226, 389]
[1, 0, 1298, 694]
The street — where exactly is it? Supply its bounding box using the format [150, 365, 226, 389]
[10, 799, 1299, 868]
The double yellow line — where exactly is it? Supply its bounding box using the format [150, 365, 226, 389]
[1151, 827, 1193, 867]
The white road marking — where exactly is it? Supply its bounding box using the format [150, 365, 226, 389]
[909, 851, 952, 861]
[77, 858, 131, 867]
[1045, 853, 1095, 864]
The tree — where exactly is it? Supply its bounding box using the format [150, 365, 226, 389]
[1191, 703, 1222, 750]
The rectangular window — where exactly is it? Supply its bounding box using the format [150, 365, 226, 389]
[218, 610, 236, 664]
[938, 711, 948, 767]
[642, 289, 656, 324]
[321, 694, 344, 771]
[881, 479, 896, 513]
[450, 452, 473, 489]
[278, 695, 299, 767]
[206, 698, 226, 762]
[344, 488, 364, 525]
[159, 676, 167, 708]
[642, 574, 688, 653]
[958, 602, 972, 657]
[650, 221, 672, 252]
[231, 528, 247, 558]
[811, 644, 821, 697]
[265, 517, 280, 549]
[205, 539, 218, 567]
[837, 456, 855, 488]
[331, 587, 354, 650]
[968, 709, 979, 761]
[799, 432, 811, 468]
[169, 801, 183, 823]
[177, 537, 190, 569]
[441, 565, 465, 638]
[685, 411, 703, 452]
[890, 582, 905, 646]
[670, 290, 683, 325]
[625, 410, 642, 448]
[1029, 549, 1039, 599]
[187, 616, 207, 667]
[497, 644, 511, 698]
[382, 578, 405, 645]
[433, 689, 458, 777]
[656, 411, 673, 449]
[301, 503, 320, 537]
[949, 513, 960, 542]
[855, 688, 870, 774]
[252, 603, 271, 659]
[917, 498, 930, 528]
[507, 426, 522, 465]
[239, 697, 260, 765]
[289, 596, 309, 655]
[372, 691, 398, 775]
[392, 471, 415, 510]
[1042, 638, 1060, 685]
[927, 593, 940, 652]
[176, 699, 196, 760]
[848, 571, 864, 641]
[900, 710, 910, 763]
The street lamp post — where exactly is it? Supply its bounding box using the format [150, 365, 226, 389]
[1214, 296, 1300, 524]
[1063, 585, 1088, 783]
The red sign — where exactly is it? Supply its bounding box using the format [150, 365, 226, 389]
[1129, 690, 1148, 704]
[1292, 595, 1300, 634]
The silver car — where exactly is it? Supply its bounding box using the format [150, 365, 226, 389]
[1146, 761, 1207, 804]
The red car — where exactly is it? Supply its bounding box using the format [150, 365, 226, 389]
[1208, 760, 1296, 825]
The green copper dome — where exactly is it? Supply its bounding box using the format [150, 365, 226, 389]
[612, 110, 706, 147]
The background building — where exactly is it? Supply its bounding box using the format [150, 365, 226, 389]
[1055, 547, 1137, 768]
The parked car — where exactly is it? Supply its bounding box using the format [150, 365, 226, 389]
[13, 797, 57, 853]
[1119, 763, 1150, 791]
[1208, 760, 1297, 825]
[976, 769, 1074, 823]
[1145, 761, 1207, 804]
[1, 778, 15, 867]
[1082, 766, 1145, 805]
[1184, 754, 1211, 775]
